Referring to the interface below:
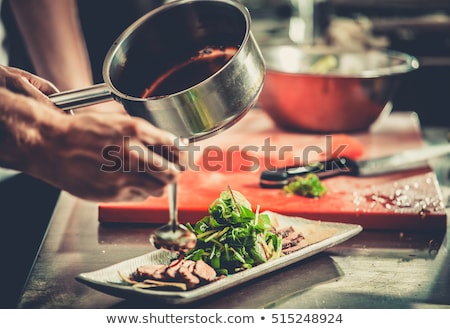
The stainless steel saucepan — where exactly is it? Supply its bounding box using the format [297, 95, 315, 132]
[49, 0, 265, 142]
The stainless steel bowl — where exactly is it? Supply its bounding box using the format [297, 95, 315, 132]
[258, 45, 419, 133]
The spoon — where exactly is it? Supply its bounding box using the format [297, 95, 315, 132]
[149, 183, 197, 253]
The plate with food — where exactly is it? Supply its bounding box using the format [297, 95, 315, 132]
[77, 187, 362, 304]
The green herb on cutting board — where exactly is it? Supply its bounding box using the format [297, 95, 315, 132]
[283, 173, 327, 198]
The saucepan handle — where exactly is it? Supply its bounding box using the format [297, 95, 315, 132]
[48, 83, 114, 111]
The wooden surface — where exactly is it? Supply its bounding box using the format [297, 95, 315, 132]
[99, 110, 447, 230]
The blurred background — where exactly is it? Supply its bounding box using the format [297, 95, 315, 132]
[246, 0, 450, 128]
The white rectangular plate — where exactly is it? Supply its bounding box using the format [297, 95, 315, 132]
[76, 212, 362, 304]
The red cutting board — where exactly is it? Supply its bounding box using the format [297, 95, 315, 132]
[98, 110, 447, 231]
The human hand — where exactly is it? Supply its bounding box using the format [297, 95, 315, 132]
[0, 84, 187, 202]
[30, 109, 188, 202]
[0, 65, 59, 105]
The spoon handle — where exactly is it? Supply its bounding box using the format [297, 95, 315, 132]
[168, 183, 178, 231]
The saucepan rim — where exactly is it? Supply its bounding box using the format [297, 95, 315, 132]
[102, 0, 252, 102]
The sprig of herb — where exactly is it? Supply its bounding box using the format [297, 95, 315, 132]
[283, 173, 327, 198]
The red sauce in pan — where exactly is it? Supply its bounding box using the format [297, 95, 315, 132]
[141, 45, 238, 98]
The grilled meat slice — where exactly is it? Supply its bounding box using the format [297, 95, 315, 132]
[131, 259, 218, 290]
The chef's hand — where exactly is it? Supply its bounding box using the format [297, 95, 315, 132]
[38, 110, 188, 202]
[0, 68, 187, 202]
[0, 64, 127, 115]
[0, 64, 59, 104]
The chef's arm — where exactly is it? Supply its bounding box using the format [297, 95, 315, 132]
[9, 0, 92, 91]
[9, 0, 126, 113]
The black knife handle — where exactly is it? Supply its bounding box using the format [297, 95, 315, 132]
[259, 157, 359, 188]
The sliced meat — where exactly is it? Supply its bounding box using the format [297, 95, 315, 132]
[281, 233, 305, 249]
[282, 236, 309, 254]
[178, 261, 201, 288]
[150, 266, 169, 280]
[275, 226, 310, 254]
[276, 226, 295, 239]
[165, 259, 184, 279]
[187, 260, 197, 272]
[193, 259, 217, 282]
[133, 264, 166, 280]
[283, 230, 302, 242]
[130, 259, 219, 290]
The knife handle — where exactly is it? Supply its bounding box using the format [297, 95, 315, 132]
[259, 157, 358, 188]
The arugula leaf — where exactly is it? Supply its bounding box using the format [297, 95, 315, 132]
[185, 187, 282, 275]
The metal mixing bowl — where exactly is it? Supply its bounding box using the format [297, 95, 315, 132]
[258, 45, 419, 133]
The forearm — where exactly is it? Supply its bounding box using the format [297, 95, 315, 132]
[9, 0, 93, 90]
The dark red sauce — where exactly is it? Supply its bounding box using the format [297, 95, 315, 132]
[142, 45, 238, 98]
